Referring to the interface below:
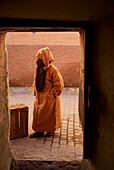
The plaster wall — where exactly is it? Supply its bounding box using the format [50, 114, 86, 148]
[0, 34, 12, 170]
[90, 15, 114, 169]
[0, 0, 114, 21]
[7, 45, 80, 87]
[7, 33, 80, 87]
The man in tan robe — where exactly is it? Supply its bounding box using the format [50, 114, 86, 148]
[30, 47, 64, 138]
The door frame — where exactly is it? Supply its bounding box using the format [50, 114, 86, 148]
[0, 19, 93, 160]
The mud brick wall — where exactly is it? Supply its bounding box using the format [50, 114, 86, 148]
[7, 45, 80, 87]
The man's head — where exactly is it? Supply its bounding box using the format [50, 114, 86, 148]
[36, 47, 54, 70]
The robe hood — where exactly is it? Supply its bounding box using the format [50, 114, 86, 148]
[36, 47, 54, 70]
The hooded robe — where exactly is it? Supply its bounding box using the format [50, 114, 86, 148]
[32, 47, 64, 132]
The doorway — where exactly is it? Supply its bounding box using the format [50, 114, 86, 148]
[7, 30, 84, 161]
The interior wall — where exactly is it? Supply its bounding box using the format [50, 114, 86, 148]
[0, 0, 113, 21]
[0, 34, 12, 170]
[90, 15, 114, 169]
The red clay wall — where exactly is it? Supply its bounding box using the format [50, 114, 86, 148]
[7, 32, 80, 87]
[7, 45, 80, 87]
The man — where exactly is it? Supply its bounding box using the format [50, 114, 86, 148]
[29, 47, 64, 138]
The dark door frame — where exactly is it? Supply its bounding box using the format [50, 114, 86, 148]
[0, 18, 93, 160]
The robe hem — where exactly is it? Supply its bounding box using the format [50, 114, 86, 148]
[32, 126, 61, 132]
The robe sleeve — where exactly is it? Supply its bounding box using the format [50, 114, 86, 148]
[51, 68, 64, 97]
